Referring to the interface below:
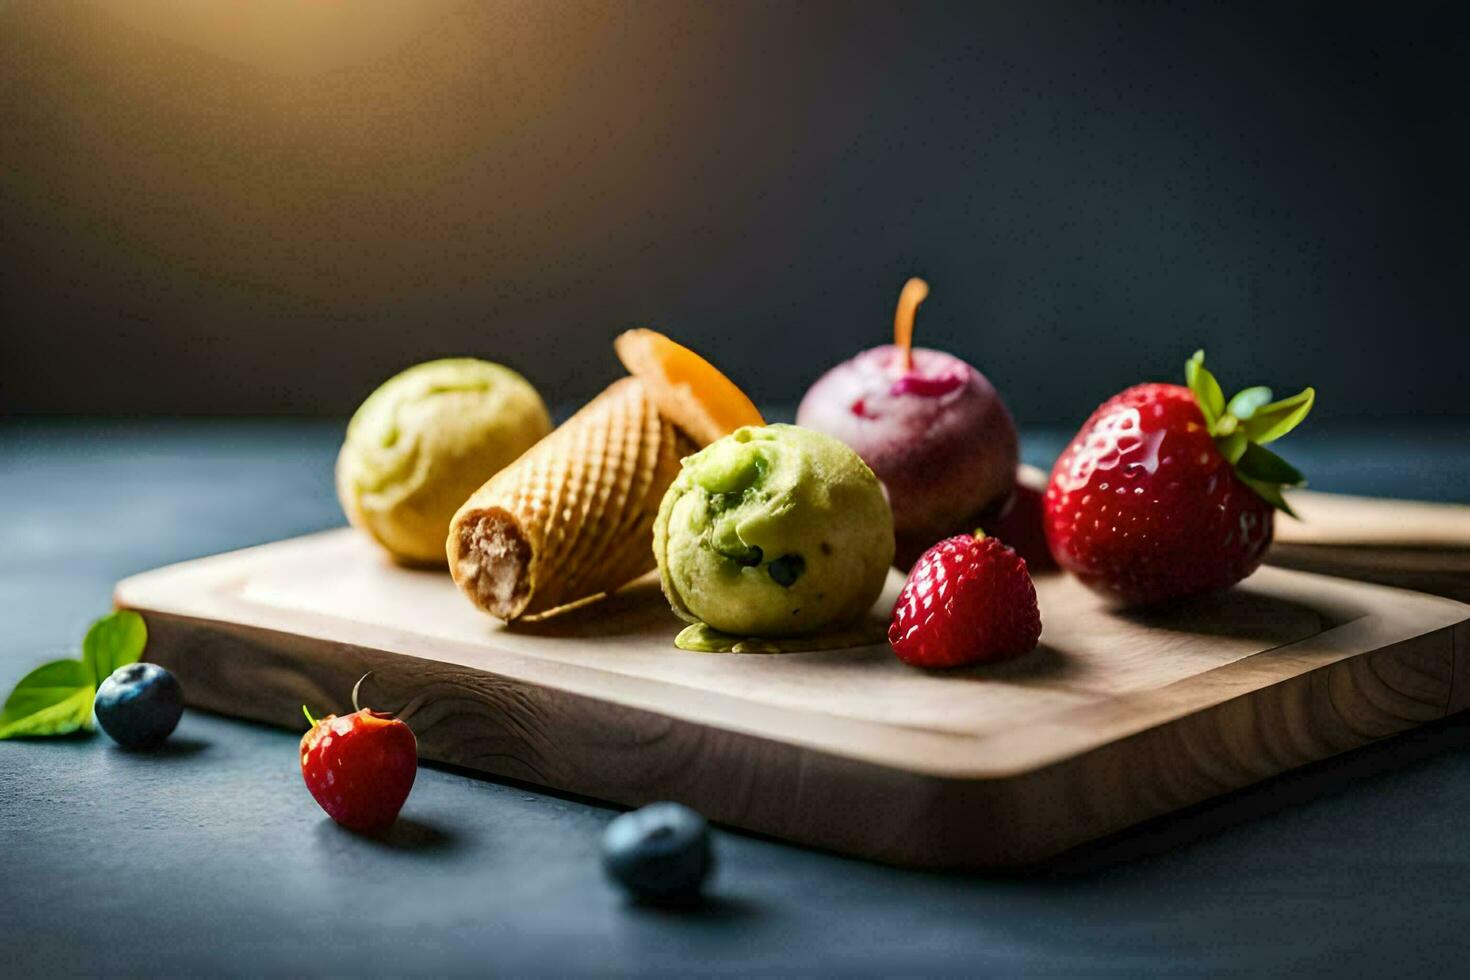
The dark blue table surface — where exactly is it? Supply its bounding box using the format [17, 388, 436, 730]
[3, 417, 1469, 976]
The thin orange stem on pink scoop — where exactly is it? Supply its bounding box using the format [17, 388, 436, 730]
[894, 277, 929, 373]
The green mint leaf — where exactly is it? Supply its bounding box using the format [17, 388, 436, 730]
[1, 611, 149, 741]
[0, 659, 96, 739]
[1238, 474, 1298, 518]
[1185, 351, 1225, 427]
[1236, 443, 1306, 486]
[1226, 386, 1273, 421]
[1241, 387, 1315, 445]
[82, 610, 147, 688]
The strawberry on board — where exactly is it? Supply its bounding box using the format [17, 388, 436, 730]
[889, 532, 1042, 668]
[1044, 351, 1314, 606]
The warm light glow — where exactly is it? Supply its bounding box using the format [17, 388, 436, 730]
[103, 0, 466, 76]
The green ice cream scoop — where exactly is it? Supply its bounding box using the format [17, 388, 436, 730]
[654, 424, 895, 637]
[337, 358, 551, 566]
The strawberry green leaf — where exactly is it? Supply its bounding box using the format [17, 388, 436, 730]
[82, 610, 147, 689]
[1217, 430, 1248, 465]
[1238, 475, 1299, 518]
[1185, 351, 1225, 426]
[1241, 388, 1315, 445]
[1226, 386, 1273, 420]
[1236, 442, 1306, 486]
[0, 659, 96, 739]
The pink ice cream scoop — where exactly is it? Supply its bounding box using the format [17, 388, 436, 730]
[796, 279, 1019, 568]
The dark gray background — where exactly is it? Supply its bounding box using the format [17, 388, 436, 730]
[2, 0, 1466, 422]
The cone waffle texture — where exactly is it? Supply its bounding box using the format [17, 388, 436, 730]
[448, 377, 692, 621]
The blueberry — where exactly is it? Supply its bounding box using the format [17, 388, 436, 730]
[94, 662, 184, 750]
[601, 802, 714, 903]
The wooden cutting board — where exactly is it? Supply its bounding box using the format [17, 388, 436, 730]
[1268, 490, 1470, 601]
[115, 528, 1470, 868]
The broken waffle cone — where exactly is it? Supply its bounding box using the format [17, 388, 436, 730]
[447, 377, 694, 621]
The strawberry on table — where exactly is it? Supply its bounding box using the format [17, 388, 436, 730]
[1044, 351, 1315, 606]
[300, 694, 418, 834]
[889, 532, 1042, 668]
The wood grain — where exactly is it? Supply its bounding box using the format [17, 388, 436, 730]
[1270, 489, 1470, 602]
[116, 528, 1470, 868]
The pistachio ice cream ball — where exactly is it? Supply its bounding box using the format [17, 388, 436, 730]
[654, 424, 894, 637]
[337, 358, 551, 566]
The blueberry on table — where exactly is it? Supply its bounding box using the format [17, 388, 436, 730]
[601, 802, 714, 903]
[94, 662, 184, 750]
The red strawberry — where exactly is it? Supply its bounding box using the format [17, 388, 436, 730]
[300, 704, 417, 834]
[1044, 351, 1314, 605]
[889, 532, 1042, 668]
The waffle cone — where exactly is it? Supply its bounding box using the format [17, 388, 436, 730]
[448, 377, 692, 621]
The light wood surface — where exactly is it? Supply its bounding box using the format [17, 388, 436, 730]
[116, 528, 1470, 868]
[1278, 488, 1470, 548]
[1270, 489, 1470, 601]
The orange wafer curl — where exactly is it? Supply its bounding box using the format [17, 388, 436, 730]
[448, 330, 761, 621]
[615, 329, 765, 446]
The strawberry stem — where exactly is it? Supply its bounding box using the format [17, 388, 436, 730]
[1184, 350, 1315, 517]
[351, 671, 372, 713]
